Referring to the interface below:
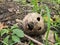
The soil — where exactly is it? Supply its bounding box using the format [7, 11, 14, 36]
[0, 1, 32, 26]
[0, 0, 60, 45]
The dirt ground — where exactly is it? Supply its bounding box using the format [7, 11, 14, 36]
[0, 0, 60, 26]
[0, 1, 33, 25]
[0, 0, 60, 45]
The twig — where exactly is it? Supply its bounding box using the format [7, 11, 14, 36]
[24, 34, 44, 45]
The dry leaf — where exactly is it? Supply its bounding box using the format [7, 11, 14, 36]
[0, 22, 8, 30]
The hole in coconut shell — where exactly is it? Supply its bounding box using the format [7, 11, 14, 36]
[38, 27, 41, 30]
[27, 22, 34, 30]
[37, 17, 40, 21]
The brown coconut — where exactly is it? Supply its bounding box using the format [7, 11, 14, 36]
[22, 13, 46, 36]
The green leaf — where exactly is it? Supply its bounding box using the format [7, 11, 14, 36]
[55, 43, 60, 45]
[55, 33, 59, 42]
[12, 35, 20, 42]
[2, 41, 8, 45]
[1, 29, 9, 36]
[30, 41, 34, 45]
[3, 35, 9, 44]
[13, 29, 24, 38]
[11, 24, 18, 30]
[55, 33, 60, 42]
[58, 0, 60, 4]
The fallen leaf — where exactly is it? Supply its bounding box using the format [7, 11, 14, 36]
[0, 22, 8, 30]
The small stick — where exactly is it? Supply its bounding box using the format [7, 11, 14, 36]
[16, 19, 23, 23]
[24, 34, 44, 45]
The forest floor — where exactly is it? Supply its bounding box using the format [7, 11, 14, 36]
[0, 0, 60, 45]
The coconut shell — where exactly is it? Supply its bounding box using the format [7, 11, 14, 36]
[22, 13, 45, 36]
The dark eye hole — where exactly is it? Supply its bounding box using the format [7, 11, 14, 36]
[38, 27, 41, 30]
[27, 22, 34, 30]
[37, 17, 40, 21]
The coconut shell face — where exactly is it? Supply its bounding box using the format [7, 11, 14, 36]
[23, 13, 45, 35]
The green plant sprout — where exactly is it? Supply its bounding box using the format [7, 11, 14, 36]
[0, 24, 24, 45]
